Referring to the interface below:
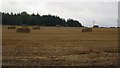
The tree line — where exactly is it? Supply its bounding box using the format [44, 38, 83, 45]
[2, 11, 83, 27]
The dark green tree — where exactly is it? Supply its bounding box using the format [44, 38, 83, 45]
[20, 11, 29, 25]
[66, 19, 82, 27]
[2, 11, 83, 27]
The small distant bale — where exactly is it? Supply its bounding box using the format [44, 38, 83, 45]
[56, 25, 61, 27]
[110, 27, 115, 28]
[16, 28, 30, 33]
[82, 28, 92, 32]
[117, 27, 120, 28]
[33, 25, 40, 30]
[93, 25, 99, 28]
[8, 26, 16, 29]
[21, 25, 28, 28]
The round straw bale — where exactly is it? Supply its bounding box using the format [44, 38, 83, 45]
[8, 26, 16, 29]
[16, 28, 30, 33]
[33, 25, 40, 30]
[82, 28, 92, 32]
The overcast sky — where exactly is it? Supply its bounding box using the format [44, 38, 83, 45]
[1, 0, 119, 27]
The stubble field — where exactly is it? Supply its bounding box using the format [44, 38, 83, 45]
[2, 26, 119, 66]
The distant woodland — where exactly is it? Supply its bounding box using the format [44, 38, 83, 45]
[1, 11, 83, 27]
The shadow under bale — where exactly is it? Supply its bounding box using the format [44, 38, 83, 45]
[16, 28, 30, 33]
[33, 26, 40, 30]
[82, 28, 92, 32]
[8, 26, 16, 29]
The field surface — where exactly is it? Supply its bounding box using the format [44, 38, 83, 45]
[2, 26, 119, 66]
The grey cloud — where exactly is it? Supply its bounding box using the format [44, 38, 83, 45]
[47, 2, 117, 27]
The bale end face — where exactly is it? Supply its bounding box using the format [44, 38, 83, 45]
[33, 26, 40, 30]
[56, 25, 61, 27]
[16, 28, 30, 33]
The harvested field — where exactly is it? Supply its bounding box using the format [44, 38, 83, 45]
[2, 25, 119, 66]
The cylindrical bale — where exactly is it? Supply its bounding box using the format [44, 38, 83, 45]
[8, 26, 16, 29]
[16, 28, 30, 33]
[82, 28, 92, 32]
[56, 25, 61, 27]
[33, 26, 40, 30]
[21, 25, 28, 28]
